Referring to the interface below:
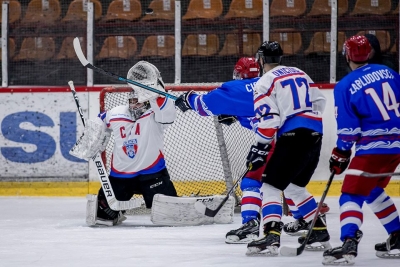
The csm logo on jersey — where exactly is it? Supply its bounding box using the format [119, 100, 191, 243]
[124, 139, 138, 158]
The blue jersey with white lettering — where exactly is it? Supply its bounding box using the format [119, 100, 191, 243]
[334, 63, 400, 155]
[186, 78, 259, 130]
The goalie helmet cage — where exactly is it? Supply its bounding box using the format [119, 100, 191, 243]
[100, 85, 255, 213]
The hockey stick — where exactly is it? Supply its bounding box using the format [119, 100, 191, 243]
[194, 168, 248, 217]
[280, 171, 336, 257]
[72, 37, 177, 101]
[68, 81, 141, 211]
[345, 169, 400, 178]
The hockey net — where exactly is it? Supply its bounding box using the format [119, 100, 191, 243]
[100, 85, 255, 213]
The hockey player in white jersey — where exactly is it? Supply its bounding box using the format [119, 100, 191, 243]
[245, 41, 330, 256]
[71, 61, 236, 227]
[71, 61, 178, 226]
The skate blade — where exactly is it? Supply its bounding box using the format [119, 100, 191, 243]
[226, 234, 258, 244]
[322, 255, 355, 266]
[285, 230, 308, 236]
[95, 219, 114, 227]
[376, 250, 400, 259]
[115, 213, 127, 225]
[246, 246, 279, 256]
[305, 241, 332, 251]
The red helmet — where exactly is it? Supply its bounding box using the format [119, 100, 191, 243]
[343, 35, 371, 63]
[233, 57, 260, 80]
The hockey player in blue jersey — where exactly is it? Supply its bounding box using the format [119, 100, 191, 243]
[323, 35, 400, 265]
[176, 57, 259, 130]
[175, 57, 269, 244]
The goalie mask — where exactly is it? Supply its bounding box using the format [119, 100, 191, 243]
[128, 90, 150, 120]
[127, 61, 165, 103]
[233, 57, 260, 80]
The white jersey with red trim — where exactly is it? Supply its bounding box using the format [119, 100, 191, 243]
[254, 65, 326, 144]
[108, 97, 176, 178]
[98, 104, 134, 176]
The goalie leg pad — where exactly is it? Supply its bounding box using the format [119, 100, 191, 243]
[86, 194, 127, 227]
[86, 194, 98, 226]
[151, 194, 235, 226]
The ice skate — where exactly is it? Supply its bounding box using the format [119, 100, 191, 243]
[225, 218, 260, 244]
[283, 217, 310, 236]
[322, 230, 363, 266]
[375, 230, 400, 259]
[246, 221, 283, 256]
[298, 214, 331, 251]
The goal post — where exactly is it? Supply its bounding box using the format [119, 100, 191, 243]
[100, 85, 255, 210]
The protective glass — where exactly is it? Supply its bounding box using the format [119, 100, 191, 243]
[342, 43, 347, 56]
[255, 51, 261, 61]
[232, 69, 242, 80]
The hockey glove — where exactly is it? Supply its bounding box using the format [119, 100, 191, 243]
[218, 115, 237, 126]
[329, 147, 352, 174]
[175, 90, 194, 112]
[246, 143, 271, 171]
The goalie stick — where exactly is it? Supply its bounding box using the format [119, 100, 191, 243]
[194, 168, 248, 217]
[345, 169, 400, 178]
[280, 171, 335, 257]
[68, 80, 141, 211]
[72, 37, 177, 101]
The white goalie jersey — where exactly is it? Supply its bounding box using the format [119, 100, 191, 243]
[103, 97, 176, 178]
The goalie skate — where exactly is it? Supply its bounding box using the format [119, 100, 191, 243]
[226, 218, 260, 244]
[375, 230, 400, 259]
[86, 194, 127, 227]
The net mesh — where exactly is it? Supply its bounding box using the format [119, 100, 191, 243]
[100, 85, 255, 212]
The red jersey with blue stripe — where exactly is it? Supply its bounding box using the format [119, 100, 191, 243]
[253, 65, 326, 144]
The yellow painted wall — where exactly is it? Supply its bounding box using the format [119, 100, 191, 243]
[1, 180, 399, 197]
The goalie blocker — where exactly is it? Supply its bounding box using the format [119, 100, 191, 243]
[86, 193, 235, 226]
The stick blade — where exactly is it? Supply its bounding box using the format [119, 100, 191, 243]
[279, 246, 300, 257]
[73, 37, 89, 67]
[194, 201, 219, 217]
[194, 201, 207, 214]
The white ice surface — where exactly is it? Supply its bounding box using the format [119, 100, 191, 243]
[1, 196, 399, 267]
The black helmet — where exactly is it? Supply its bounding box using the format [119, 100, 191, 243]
[256, 41, 283, 65]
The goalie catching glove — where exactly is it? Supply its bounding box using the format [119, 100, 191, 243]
[69, 117, 111, 161]
[246, 142, 271, 171]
